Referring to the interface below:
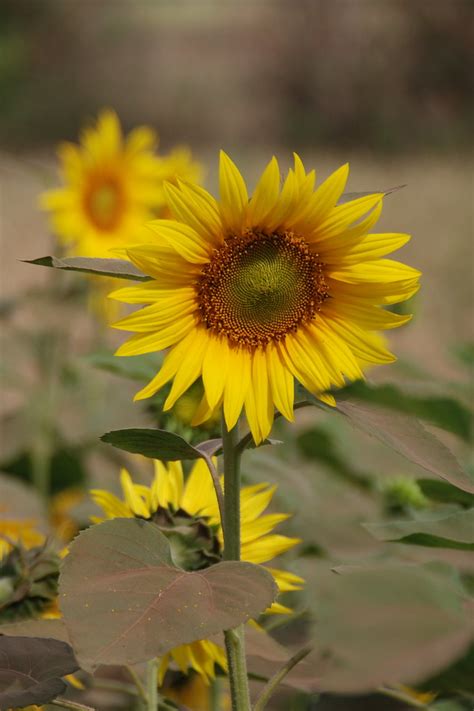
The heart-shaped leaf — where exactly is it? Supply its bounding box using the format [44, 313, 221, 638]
[101, 428, 208, 461]
[336, 399, 474, 494]
[24, 256, 150, 281]
[364, 508, 474, 551]
[0, 636, 78, 709]
[60, 518, 277, 670]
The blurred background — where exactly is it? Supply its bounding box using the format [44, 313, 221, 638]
[0, 2, 473, 710]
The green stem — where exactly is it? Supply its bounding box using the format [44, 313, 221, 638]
[146, 657, 159, 710]
[51, 699, 95, 711]
[253, 645, 313, 711]
[126, 664, 148, 702]
[221, 415, 251, 711]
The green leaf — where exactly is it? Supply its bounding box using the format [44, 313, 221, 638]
[364, 509, 474, 551]
[452, 342, 474, 370]
[59, 518, 277, 669]
[86, 351, 162, 382]
[101, 427, 209, 461]
[338, 185, 405, 205]
[336, 399, 474, 494]
[312, 564, 473, 693]
[417, 479, 474, 507]
[338, 380, 472, 441]
[0, 636, 78, 708]
[24, 256, 151, 281]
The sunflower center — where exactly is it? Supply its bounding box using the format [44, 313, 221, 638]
[83, 174, 125, 231]
[197, 231, 328, 348]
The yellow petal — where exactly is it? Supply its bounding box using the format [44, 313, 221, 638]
[266, 343, 294, 422]
[324, 314, 396, 364]
[163, 328, 209, 410]
[147, 220, 212, 263]
[313, 193, 383, 241]
[327, 275, 420, 305]
[177, 180, 223, 245]
[324, 299, 412, 330]
[115, 314, 195, 357]
[111, 296, 196, 332]
[242, 534, 301, 564]
[291, 163, 349, 232]
[247, 156, 281, 227]
[109, 284, 194, 305]
[202, 335, 230, 410]
[244, 350, 274, 444]
[120, 468, 150, 517]
[164, 182, 222, 244]
[223, 346, 251, 431]
[241, 513, 291, 544]
[314, 317, 365, 381]
[219, 150, 248, 233]
[329, 258, 421, 284]
[133, 329, 196, 401]
[322, 232, 411, 266]
[181, 459, 218, 517]
[266, 567, 305, 591]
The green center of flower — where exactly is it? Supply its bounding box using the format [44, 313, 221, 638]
[197, 231, 328, 348]
[83, 175, 125, 231]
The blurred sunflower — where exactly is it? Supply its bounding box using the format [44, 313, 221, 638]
[90, 458, 303, 683]
[40, 109, 201, 257]
[110, 152, 420, 443]
[0, 517, 44, 559]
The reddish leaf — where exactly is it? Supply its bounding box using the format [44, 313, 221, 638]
[0, 636, 78, 708]
[60, 518, 277, 670]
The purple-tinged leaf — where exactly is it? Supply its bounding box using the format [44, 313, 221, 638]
[60, 518, 277, 670]
[0, 636, 78, 708]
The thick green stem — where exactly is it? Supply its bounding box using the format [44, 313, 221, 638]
[221, 415, 251, 711]
[146, 657, 159, 710]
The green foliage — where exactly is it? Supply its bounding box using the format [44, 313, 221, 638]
[59, 518, 277, 669]
[0, 635, 78, 709]
[101, 427, 220, 462]
[364, 508, 474, 551]
[25, 255, 151, 281]
[0, 542, 60, 622]
[86, 350, 162, 382]
[339, 380, 472, 441]
[418, 479, 474, 508]
[311, 564, 473, 694]
[336, 398, 474, 493]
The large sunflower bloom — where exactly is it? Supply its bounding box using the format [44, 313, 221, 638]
[110, 153, 420, 443]
[40, 110, 200, 257]
[90, 458, 303, 683]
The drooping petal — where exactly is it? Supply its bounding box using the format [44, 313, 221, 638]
[266, 343, 295, 421]
[163, 328, 210, 410]
[324, 299, 412, 330]
[244, 349, 274, 444]
[242, 534, 302, 565]
[223, 346, 251, 431]
[111, 295, 196, 332]
[202, 335, 230, 410]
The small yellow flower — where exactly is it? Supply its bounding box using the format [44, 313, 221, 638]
[90, 458, 303, 683]
[0, 517, 44, 559]
[40, 109, 201, 257]
[110, 153, 420, 443]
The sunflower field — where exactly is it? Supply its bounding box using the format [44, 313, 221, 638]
[0, 3, 473, 711]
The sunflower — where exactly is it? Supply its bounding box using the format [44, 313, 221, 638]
[110, 153, 420, 443]
[90, 458, 303, 683]
[40, 109, 201, 257]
